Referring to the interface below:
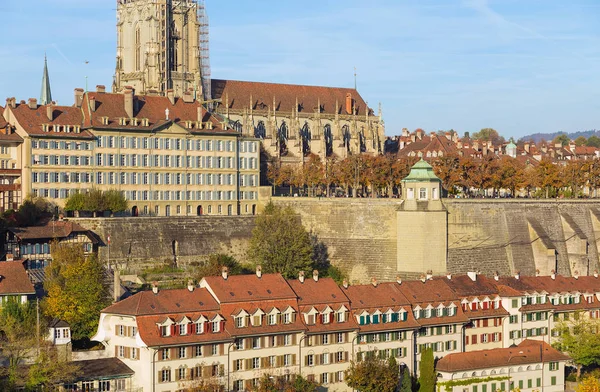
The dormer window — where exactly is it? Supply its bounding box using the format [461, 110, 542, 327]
[413, 310, 420, 320]
[372, 314, 380, 324]
[336, 311, 346, 323]
[253, 315, 262, 326]
[436, 307, 444, 317]
[235, 316, 245, 328]
[283, 313, 291, 324]
[574, 296, 580, 304]
[179, 324, 187, 335]
[424, 309, 431, 318]
[212, 321, 220, 333]
[322, 313, 330, 324]
[482, 301, 489, 310]
[471, 302, 477, 311]
[161, 325, 169, 337]
[195, 322, 204, 334]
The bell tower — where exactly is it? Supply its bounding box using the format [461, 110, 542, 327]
[113, 0, 211, 100]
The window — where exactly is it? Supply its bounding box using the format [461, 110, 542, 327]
[179, 347, 186, 359]
[283, 313, 291, 324]
[161, 325, 169, 337]
[322, 334, 329, 345]
[212, 321, 220, 333]
[336, 351, 344, 362]
[283, 354, 292, 366]
[336, 333, 344, 343]
[512, 299, 518, 308]
[323, 313, 330, 324]
[322, 353, 330, 364]
[179, 324, 187, 335]
[252, 337, 261, 349]
[161, 348, 169, 360]
[211, 344, 219, 356]
[178, 367, 186, 381]
[321, 373, 329, 384]
[307, 354, 314, 366]
[235, 316, 244, 328]
[195, 322, 204, 334]
[268, 314, 277, 325]
[551, 376, 557, 385]
[337, 311, 346, 323]
[160, 369, 171, 383]
[419, 187, 427, 199]
[284, 334, 292, 346]
[195, 345, 202, 357]
[549, 362, 559, 371]
[234, 359, 243, 371]
[509, 315, 518, 324]
[252, 357, 260, 369]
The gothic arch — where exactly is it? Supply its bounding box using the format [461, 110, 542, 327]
[254, 121, 266, 139]
[324, 124, 333, 157]
[278, 121, 289, 156]
[342, 124, 351, 153]
[300, 122, 311, 155]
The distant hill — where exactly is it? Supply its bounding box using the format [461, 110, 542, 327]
[520, 130, 600, 144]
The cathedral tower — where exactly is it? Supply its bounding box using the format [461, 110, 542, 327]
[113, 0, 211, 100]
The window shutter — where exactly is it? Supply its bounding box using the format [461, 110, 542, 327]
[329, 353, 334, 364]
[115, 346, 119, 357]
[219, 344, 224, 356]
[245, 380, 252, 390]
[188, 323, 193, 334]
[465, 335, 469, 345]
[292, 334, 297, 345]
[261, 336, 266, 348]
[202, 366, 211, 378]
[125, 347, 131, 358]
[245, 338, 252, 349]
[315, 354, 321, 365]
[305, 355, 309, 366]
[292, 354, 296, 365]
[344, 351, 349, 362]
[473, 335, 478, 344]
[171, 325, 176, 335]
[345, 332, 349, 343]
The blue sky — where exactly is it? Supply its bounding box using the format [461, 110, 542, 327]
[0, 0, 598, 139]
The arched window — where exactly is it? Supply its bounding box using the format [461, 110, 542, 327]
[254, 121, 266, 139]
[324, 124, 333, 157]
[135, 26, 141, 71]
[278, 121, 289, 155]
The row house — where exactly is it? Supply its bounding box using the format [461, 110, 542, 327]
[440, 273, 509, 352]
[342, 278, 417, 374]
[200, 268, 305, 392]
[1, 86, 261, 217]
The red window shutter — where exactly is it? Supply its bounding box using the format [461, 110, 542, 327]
[465, 336, 469, 345]
[171, 325, 176, 335]
[221, 321, 225, 331]
[472, 334, 477, 344]
[499, 332, 502, 342]
[204, 321, 209, 333]
[188, 323, 193, 334]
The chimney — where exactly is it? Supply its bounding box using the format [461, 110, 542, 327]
[187, 280, 195, 292]
[345, 93, 352, 115]
[494, 271, 499, 281]
[426, 270, 433, 280]
[514, 271, 520, 280]
[574, 270, 579, 280]
[371, 277, 378, 287]
[96, 85, 106, 93]
[123, 87, 134, 118]
[90, 97, 96, 112]
[535, 269, 540, 277]
[46, 104, 54, 121]
[467, 271, 477, 281]
[6, 98, 16, 109]
[197, 107, 203, 123]
[420, 274, 426, 283]
[167, 89, 175, 105]
[396, 275, 402, 285]
[524, 143, 530, 153]
[446, 272, 452, 280]
[6, 253, 13, 262]
[221, 267, 228, 280]
[28, 98, 37, 109]
[256, 265, 262, 279]
[74, 88, 84, 108]
[299, 271, 305, 283]
[342, 279, 349, 289]
[152, 282, 159, 295]
[312, 269, 319, 282]
[182, 89, 194, 103]
[402, 128, 409, 137]
[550, 269, 556, 280]
[416, 129, 423, 140]
[595, 270, 599, 279]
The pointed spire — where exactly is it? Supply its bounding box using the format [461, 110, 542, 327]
[40, 54, 52, 105]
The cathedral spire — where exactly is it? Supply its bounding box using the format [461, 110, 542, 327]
[40, 54, 52, 105]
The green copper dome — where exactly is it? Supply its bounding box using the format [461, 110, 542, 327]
[402, 159, 441, 183]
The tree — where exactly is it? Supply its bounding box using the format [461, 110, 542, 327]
[553, 134, 570, 146]
[575, 136, 588, 146]
[345, 353, 399, 392]
[536, 158, 561, 198]
[64, 192, 86, 213]
[83, 188, 106, 216]
[587, 136, 600, 148]
[418, 347, 435, 392]
[193, 253, 250, 280]
[553, 311, 600, 379]
[576, 375, 600, 392]
[286, 375, 319, 391]
[247, 203, 314, 278]
[302, 154, 325, 197]
[472, 128, 502, 144]
[400, 367, 413, 392]
[43, 243, 111, 340]
[104, 189, 128, 214]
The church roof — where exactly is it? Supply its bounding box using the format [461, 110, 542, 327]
[211, 79, 373, 116]
[40, 55, 52, 106]
[402, 159, 441, 182]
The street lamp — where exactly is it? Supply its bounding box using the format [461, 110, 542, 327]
[507, 351, 526, 390]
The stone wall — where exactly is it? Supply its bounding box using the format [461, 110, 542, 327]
[72, 199, 600, 283]
[73, 216, 255, 272]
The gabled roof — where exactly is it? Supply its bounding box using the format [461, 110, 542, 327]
[8, 221, 94, 241]
[439, 274, 500, 297]
[436, 340, 569, 373]
[344, 281, 411, 309]
[8, 102, 94, 139]
[211, 79, 372, 116]
[201, 273, 297, 303]
[101, 287, 220, 316]
[0, 261, 35, 295]
[287, 277, 349, 306]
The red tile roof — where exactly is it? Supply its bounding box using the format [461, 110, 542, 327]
[221, 301, 306, 338]
[202, 273, 297, 304]
[211, 79, 372, 116]
[8, 221, 93, 241]
[344, 281, 411, 308]
[287, 277, 349, 306]
[436, 339, 569, 372]
[8, 103, 94, 139]
[0, 261, 35, 295]
[102, 287, 220, 316]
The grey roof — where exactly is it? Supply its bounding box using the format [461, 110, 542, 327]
[40, 55, 52, 105]
[72, 358, 134, 380]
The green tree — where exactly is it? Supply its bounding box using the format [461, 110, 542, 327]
[43, 243, 111, 340]
[14, 195, 54, 226]
[193, 253, 250, 280]
[553, 134, 570, 146]
[104, 189, 128, 214]
[345, 353, 399, 392]
[83, 188, 106, 216]
[472, 128, 503, 144]
[64, 192, 86, 213]
[418, 347, 435, 392]
[574, 136, 588, 146]
[587, 135, 600, 148]
[247, 203, 314, 278]
[287, 375, 319, 391]
[400, 367, 413, 392]
[553, 311, 600, 379]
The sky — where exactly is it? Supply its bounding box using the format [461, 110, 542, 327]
[0, 0, 598, 139]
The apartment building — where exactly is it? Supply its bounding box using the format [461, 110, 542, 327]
[1, 87, 260, 216]
[288, 271, 357, 390]
[440, 273, 509, 352]
[200, 269, 305, 392]
[342, 278, 418, 375]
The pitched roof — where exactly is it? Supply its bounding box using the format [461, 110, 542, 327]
[8, 221, 92, 241]
[71, 358, 133, 380]
[8, 102, 94, 139]
[82, 91, 235, 135]
[0, 261, 35, 295]
[402, 159, 441, 182]
[102, 287, 220, 316]
[344, 281, 411, 308]
[211, 79, 372, 116]
[136, 312, 230, 346]
[436, 340, 569, 373]
[439, 274, 500, 297]
[202, 273, 297, 303]
[287, 277, 349, 306]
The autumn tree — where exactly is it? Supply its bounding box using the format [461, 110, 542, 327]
[553, 311, 600, 379]
[432, 154, 460, 195]
[576, 375, 600, 392]
[247, 203, 314, 278]
[193, 253, 250, 280]
[43, 242, 111, 340]
[251, 373, 319, 392]
[536, 158, 562, 198]
[472, 128, 503, 144]
[104, 189, 128, 215]
[345, 353, 400, 392]
[418, 347, 435, 392]
[302, 154, 325, 196]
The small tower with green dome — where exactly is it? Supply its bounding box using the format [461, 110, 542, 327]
[397, 159, 447, 275]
